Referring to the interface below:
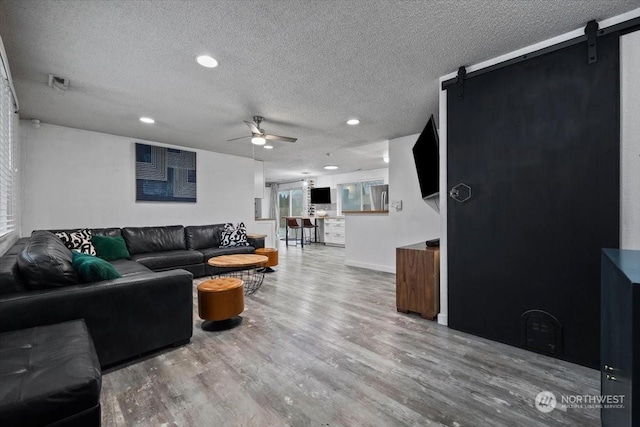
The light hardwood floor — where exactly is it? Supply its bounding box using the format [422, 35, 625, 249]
[101, 244, 600, 426]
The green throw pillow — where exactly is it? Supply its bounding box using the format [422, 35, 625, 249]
[92, 235, 130, 261]
[71, 251, 122, 282]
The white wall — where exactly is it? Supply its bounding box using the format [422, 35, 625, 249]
[315, 168, 389, 188]
[389, 135, 440, 247]
[621, 30, 640, 250]
[344, 136, 439, 273]
[260, 184, 272, 218]
[254, 160, 265, 199]
[253, 219, 277, 248]
[20, 122, 256, 234]
[438, 89, 449, 326]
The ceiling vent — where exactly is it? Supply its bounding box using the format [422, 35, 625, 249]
[48, 74, 69, 91]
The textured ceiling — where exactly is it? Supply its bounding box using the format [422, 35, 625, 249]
[0, 1, 637, 181]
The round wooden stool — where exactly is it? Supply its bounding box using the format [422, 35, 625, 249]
[255, 247, 278, 272]
[197, 278, 244, 330]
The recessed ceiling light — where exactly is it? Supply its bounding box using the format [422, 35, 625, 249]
[251, 136, 266, 145]
[263, 145, 274, 149]
[346, 119, 360, 125]
[139, 117, 155, 124]
[383, 156, 389, 163]
[324, 165, 338, 170]
[196, 55, 219, 68]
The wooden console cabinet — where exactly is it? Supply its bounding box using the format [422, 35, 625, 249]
[396, 243, 440, 320]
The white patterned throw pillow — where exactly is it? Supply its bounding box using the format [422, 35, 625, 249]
[220, 222, 250, 247]
[55, 228, 97, 255]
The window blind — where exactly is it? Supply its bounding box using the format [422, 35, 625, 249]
[0, 66, 17, 238]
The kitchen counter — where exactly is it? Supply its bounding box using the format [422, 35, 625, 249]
[284, 216, 345, 247]
[343, 210, 389, 214]
[286, 216, 343, 219]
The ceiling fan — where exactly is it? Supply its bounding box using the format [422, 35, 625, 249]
[227, 116, 297, 145]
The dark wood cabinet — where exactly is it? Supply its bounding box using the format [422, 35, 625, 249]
[601, 249, 640, 426]
[396, 244, 439, 320]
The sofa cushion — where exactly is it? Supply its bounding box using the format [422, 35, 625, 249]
[130, 249, 203, 270]
[220, 222, 250, 247]
[109, 259, 152, 276]
[17, 231, 79, 290]
[0, 255, 25, 295]
[200, 245, 255, 261]
[71, 251, 122, 282]
[184, 224, 227, 250]
[92, 235, 130, 261]
[122, 225, 186, 255]
[92, 227, 122, 238]
[0, 320, 101, 427]
[54, 229, 96, 256]
[3, 238, 29, 256]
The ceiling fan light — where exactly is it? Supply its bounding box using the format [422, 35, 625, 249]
[251, 136, 266, 145]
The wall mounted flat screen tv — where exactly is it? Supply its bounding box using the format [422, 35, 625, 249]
[310, 187, 331, 204]
[412, 114, 439, 200]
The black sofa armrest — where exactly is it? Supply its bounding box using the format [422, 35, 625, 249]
[0, 269, 194, 368]
[247, 236, 265, 249]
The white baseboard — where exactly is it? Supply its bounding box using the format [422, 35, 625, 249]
[437, 313, 448, 326]
[344, 259, 395, 274]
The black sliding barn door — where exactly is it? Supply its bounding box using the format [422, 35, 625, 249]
[447, 34, 620, 369]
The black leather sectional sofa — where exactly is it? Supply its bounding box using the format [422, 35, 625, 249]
[0, 223, 260, 368]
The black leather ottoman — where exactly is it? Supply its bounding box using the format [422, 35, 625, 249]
[0, 320, 102, 427]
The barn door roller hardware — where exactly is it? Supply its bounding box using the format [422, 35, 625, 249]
[585, 20, 599, 64]
[441, 17, 639, 90]
[457, 66, 467, 100]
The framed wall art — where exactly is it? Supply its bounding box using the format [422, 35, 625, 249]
[135, 143, 196, 202]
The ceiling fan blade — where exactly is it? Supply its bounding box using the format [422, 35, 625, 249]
[264, 134, 297, 143]
[226, 135, 251, 142]
[244, 121, 262, 135]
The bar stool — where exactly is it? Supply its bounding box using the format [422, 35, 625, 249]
[302, 218, 317, 243]
[286, 218, 301, 246]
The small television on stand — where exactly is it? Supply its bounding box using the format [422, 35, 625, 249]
[412, 114, 440, 214]
[310, 187, 331, 204]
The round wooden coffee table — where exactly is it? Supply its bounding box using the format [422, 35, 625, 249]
[208, 254, 269, 296]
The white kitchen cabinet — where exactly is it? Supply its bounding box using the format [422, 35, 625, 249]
[324, 218, 345, 246]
